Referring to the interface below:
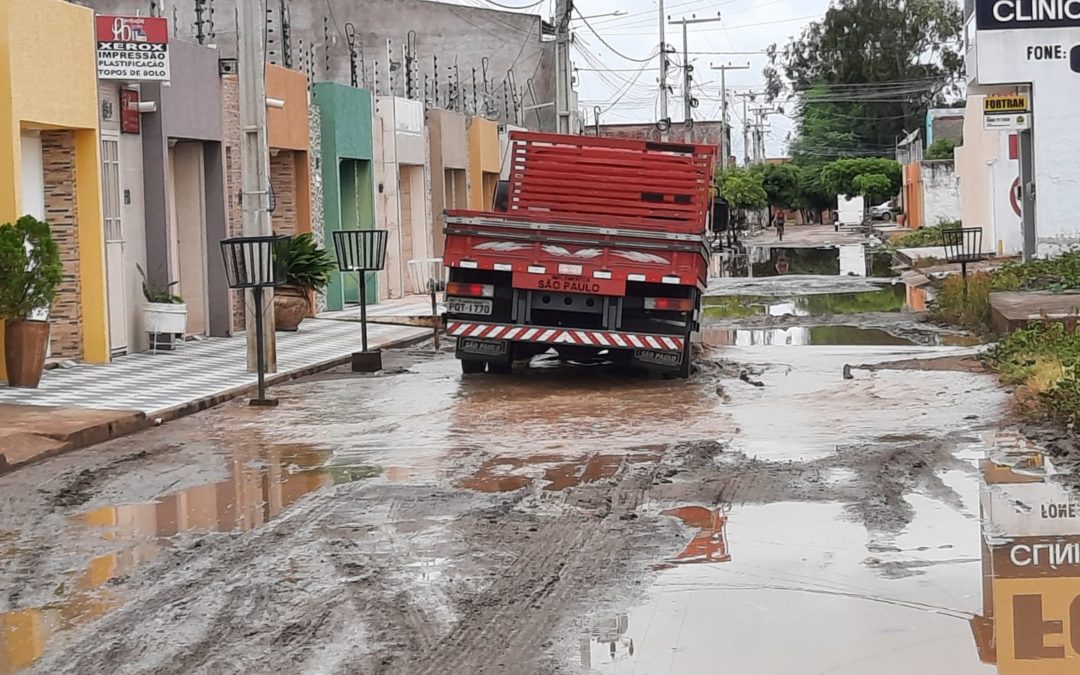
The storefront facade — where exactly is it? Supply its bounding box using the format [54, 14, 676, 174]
[314, 82, 378, 310]
[467, 117, 500, 210]
[966, 0, 1080, 257]
[0, 0, 108, 382]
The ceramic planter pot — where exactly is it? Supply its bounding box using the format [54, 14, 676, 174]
[274, 286, 310, 332]
[3, 319, 50, 388]
[143, 303, 188, 335]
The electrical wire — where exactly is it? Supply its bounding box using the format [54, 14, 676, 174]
[475, 0, 547, 9]
[572, 7, 658, 63]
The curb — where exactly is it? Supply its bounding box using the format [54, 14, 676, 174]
[0, 330, 432, 474]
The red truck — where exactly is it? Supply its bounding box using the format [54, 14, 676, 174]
[442, 132, 717, 377]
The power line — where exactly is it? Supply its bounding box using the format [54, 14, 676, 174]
[572, 7, 658, 63]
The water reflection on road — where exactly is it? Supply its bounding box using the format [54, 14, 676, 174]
[0, 442, 364, 673]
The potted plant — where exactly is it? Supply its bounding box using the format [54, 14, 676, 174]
[0, 216, 63, 388]
[275, 233, 335, 331]
[137, 263, 187, 349]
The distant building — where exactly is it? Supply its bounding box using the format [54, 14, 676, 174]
[926, 108, 965, 146]
[594, 121, 733, 161]
[78, 0, 560, 130]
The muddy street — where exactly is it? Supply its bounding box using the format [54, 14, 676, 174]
[0, 279, 1046, 674]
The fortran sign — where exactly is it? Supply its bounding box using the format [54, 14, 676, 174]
[96, 16, 170, 81]
[978, 0, 1080, 29]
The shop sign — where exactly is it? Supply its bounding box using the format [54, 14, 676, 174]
[120, 89, 141, 134]
[984, 93, 1032, 130]
[977, 0, 1080, 30]
[96, 16, 170, 81]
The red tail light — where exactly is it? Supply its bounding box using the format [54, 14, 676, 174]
[446, 282, 495, 298]
[645, 297, 694, 312]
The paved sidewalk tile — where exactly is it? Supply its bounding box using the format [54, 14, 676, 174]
[0, 319, 426, 415]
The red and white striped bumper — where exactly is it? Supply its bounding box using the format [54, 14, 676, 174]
[447, 322, 685, 352]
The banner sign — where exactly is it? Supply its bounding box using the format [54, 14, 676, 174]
[983, 93, 1032, 130]
[96, 16, 170, 81]
[976, 0, 1080, 30]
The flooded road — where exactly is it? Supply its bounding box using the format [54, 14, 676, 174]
[0, 276, 1069, 674]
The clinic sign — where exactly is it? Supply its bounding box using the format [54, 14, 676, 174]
[96, 16, 170, 81]
[978, 0, 1080, 30]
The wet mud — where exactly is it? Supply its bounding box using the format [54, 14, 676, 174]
[0, 280, 1049, 674]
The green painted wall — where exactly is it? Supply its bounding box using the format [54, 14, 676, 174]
[313, 82, 377, 311]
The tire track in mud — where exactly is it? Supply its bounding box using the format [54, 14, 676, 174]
[374, 454, 664, 675]
[30, 492, 375, 674]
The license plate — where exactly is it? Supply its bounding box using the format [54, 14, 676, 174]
[634, 348, 683, 366]
[460, 338, 508, 357]
[446, 298, 493, 315]
[513, 272, 626, 296]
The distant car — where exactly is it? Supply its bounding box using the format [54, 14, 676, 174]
[870, 200, 895, 221]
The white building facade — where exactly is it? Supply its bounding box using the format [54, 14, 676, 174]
[966, 0, 1080, 257]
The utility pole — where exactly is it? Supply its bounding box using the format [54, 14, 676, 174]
[657, 0, 669, 138]
[555, 0, 573, 133]
[710, 63, 749, 168]
[751, 106, 777, 164]
[669, 14, 722, 143]
[238, 0, 276, 374]
[734, 92, 757, 166]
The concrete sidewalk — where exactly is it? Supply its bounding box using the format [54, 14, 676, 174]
[0, 315, 430, 471]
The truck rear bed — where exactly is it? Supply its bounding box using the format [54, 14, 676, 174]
[443, 132, 717, 376]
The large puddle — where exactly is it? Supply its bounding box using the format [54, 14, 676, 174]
[0, 443, 378, 673]
[703, 286, 907, 319]
[581, 442, 1080, 674]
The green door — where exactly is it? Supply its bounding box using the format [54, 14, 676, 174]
[339, 159, 378, 306]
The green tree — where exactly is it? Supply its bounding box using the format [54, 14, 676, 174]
[925, 138, 959, 160]
[820, 158, 901, 198]
[764, 0, 963, 159]
[717, 168, 767, 211]
[852, 173, 893, 203]
[750, 162, 801, 211]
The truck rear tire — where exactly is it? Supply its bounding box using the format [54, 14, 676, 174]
[461, 359, 486, 375]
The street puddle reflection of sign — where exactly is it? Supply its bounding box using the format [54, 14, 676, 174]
[972, 450, 1080, 674]
[654, 506, 732, 569]
[0, 444, 345, 672]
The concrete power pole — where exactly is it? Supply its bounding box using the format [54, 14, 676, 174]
[710, 63, 749, 168]
[670, 15, 723, 143]
[657, 0, 669, 139]
[555, 0, 573, 134]
[238, 0, 277, 374]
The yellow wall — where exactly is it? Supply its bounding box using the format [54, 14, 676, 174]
[467, 118, 500, 210]
[0, 0, 107, 378]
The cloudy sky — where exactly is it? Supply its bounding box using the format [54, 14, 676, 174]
[451, 0, 836, 157]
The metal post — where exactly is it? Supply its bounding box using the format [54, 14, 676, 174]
[251, 286, 276, 406]
[430, 286, 441, 350]
[359, 272, 369, 353]
[962, 261, 969, 301]
[1019, 128, 1037, 261]
[239, 0, 276, 376]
